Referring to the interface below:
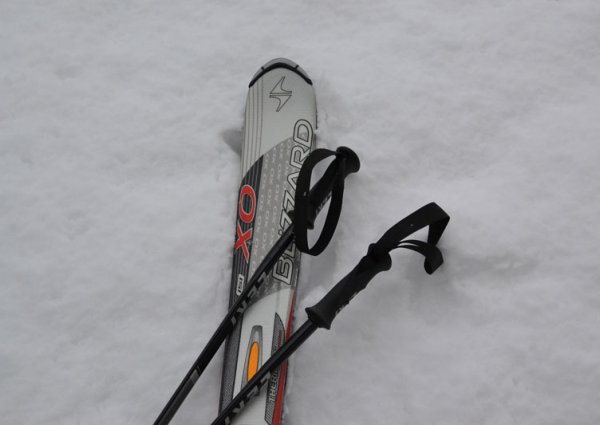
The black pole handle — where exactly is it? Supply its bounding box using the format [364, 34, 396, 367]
[306, 244, 392, 329]
[305, 203, 450, 329]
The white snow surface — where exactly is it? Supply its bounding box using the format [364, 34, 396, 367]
[2, 1, 600, 424]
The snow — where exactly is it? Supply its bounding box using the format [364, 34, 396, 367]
[2, 1, 600, 424]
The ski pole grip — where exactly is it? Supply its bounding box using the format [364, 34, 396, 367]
[305, 244, 392, 329]
[304, 203, 451, 329]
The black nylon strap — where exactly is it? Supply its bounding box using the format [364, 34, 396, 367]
[371, 202, 450, 274]
[294, 147, 354, 256]
[396, 240, 443, 275]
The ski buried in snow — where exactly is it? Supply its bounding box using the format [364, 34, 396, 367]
[219, 59, 318, 425]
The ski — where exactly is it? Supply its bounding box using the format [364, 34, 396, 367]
[219, 58, 317, 425]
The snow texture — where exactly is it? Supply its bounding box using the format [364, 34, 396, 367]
[2, 1, 600, 424]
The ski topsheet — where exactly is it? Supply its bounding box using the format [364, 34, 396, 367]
[220, 59, 316, 425]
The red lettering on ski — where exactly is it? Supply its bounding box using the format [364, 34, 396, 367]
[235, 184, 257, 263]
[239, 185, 256, 223]
[235, 223, 253, 262]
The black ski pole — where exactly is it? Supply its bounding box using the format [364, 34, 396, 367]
[211, 202, 450, 425]
[154, 147, 360, 425]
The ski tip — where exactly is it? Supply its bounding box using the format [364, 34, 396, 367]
[249, 58, 313, 88]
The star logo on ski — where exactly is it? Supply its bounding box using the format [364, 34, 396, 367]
[269, 77, 292, 112]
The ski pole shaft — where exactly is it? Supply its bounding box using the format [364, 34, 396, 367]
[153, 227, 294, 425]
[211, 321, 318, 425]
